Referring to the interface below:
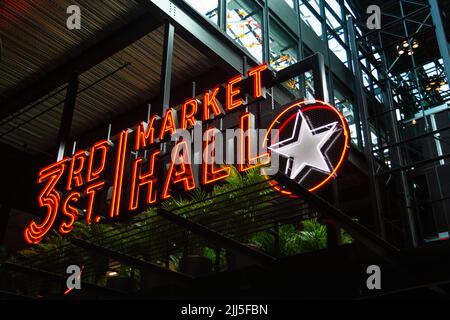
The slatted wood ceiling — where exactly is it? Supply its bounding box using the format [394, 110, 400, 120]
[0, 1, 215, 155]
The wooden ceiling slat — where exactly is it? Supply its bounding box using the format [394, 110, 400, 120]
[0, 5, 216, 155]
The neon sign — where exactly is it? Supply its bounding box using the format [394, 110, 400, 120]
[24, 63, 349, 244]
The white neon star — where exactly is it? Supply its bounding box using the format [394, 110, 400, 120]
[269, 110, 338, 180]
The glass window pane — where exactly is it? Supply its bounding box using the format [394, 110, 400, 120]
[344, 0, 357, 19]
[328, 34, 348, 65]
[185, 0, 219, 25]
[325, 7, 341, 30]
[227, 0, 263, 62]
[327, 0, 343, 19]
[269, 19, 298, 71]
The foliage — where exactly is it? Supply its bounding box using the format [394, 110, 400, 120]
[8, 165, 354, 286]
[280, 219, 328, 255]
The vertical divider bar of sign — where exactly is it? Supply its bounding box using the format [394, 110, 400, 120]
[109, 130, 129, 218]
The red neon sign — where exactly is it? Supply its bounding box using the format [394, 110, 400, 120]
[24, 64, 349, 244]
[263, 99, 350, 196]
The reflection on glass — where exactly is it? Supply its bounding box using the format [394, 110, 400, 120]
[269, 19, 298, 71]
[299, 0, 323, 38]
[185, 0, 219, 25]
[282, 77, 302, 99]
[227, 0, 263, 62]
[304, 71, 315, 100]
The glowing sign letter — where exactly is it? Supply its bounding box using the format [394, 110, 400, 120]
[135, 115, 158, 151]
[181, 98, 198, 129]
[159, 108, 178, 140]
[129, 150, 160, 211]
[87, 140, 111, 183]
[60, 192, 81, 234]
[203, 128, 231, 185]
[162, 141, 196, 199]
[238, 112, 269, 172]
[86, 180, 106, 224]
[226, 75, 244, 112]
[248, 64, 267, 99]
[203, 86, 224, 121]
[67, 150, 88, 190]
[24, 159, 68, 244]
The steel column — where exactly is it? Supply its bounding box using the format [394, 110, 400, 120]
[347, 16, 386, 240]
[56, 74, 78, 161]
[310, 53, 330, 102]
[218, 0, 227, 31]
[161, 22, 175, 112]
[262, 0, 270, 64]
[429, 0, 450, 83]
[378, 37, 419, 248]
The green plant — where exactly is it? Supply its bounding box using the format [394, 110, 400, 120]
[279, 219, 328, 256]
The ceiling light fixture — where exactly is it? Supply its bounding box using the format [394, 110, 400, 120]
[397, 45, 405, 55]
[397, 38, 419, 56]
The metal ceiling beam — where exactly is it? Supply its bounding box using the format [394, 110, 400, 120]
[0, 12, 163, 122]
[140, 0, 246, 74]
[70, 237, 192, 283]
[157, 208, 277, 267]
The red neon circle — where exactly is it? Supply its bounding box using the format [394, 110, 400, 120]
[263, 99, 350, 196]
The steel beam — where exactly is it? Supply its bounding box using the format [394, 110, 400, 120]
[0, 12, 162, 122]
[157, 208, 276, 267]
[273, 171, 400, 264]
[429, 0, 450, 83]
[144, 0, 245, 74]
